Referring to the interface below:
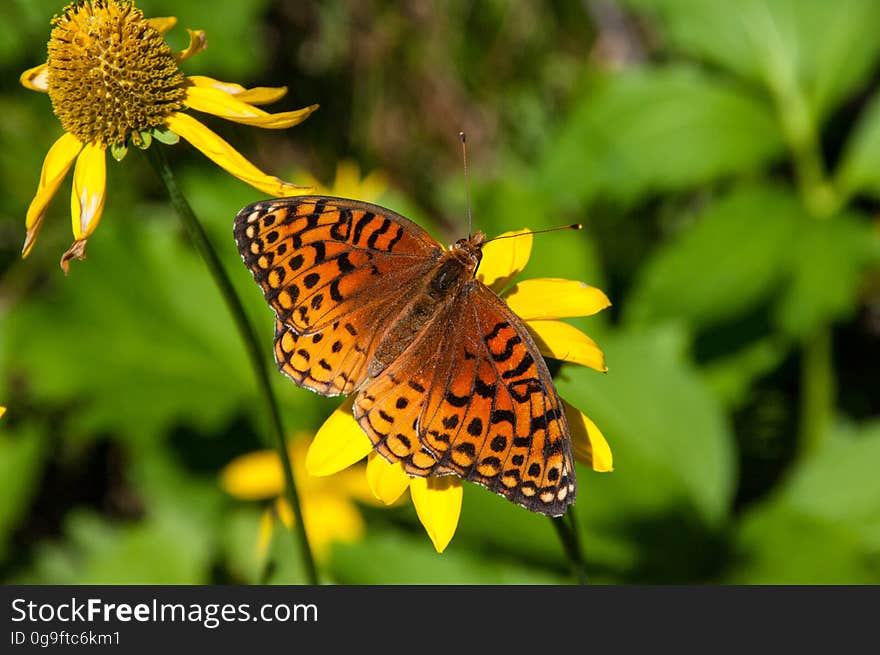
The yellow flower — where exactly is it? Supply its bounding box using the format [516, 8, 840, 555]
[221, 437, 382, 563]
[298, 159, 389, 201]
[0, 407, 5, 419]
[21, 0, 318, 272]
[305, 230, 613, 553]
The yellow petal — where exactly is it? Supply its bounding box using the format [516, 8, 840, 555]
[504, 278, 611, 320]
[356, 169, 391, 202]
[366, 452, 411, 505]
[256, 507, 276, 560]
[477, 229, 533, 293]
[230, 87, 290, 106]
[146, 16, 177, 34]
[20, 63, 49, 92]
[220, 448, 284, 500]
[184, 86, 318, 129]
[305, 397, 373, 476]
[22, 133, 83, 257]
[296, 161, 389, 201]
[300, 495, 366, 562]
[165, 112, 308, 196]
[70, 142, 106, 240]
[409, 476, 463, 553]
[334, 160, 361, 192]
[275, 497, 295, 528]
[526, 319, 607, 372]
[323, 460, 383, 506]
[176, 29, 207, 62]
[562, 398, 613, 472]
[186, 75, 288, 105]
[0, 407, 6, 419]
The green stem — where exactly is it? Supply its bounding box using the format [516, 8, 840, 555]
[771, 62, 839, 218]
[147, 146, 319, 585]
[798, 327, 835, 458]
[550, 512, 589, 585]
[773, 80, 838, 457]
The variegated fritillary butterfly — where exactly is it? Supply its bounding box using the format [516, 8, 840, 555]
[234, 196, 576, 515]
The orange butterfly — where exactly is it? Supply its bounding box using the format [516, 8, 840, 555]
[234, 196, 576, 516]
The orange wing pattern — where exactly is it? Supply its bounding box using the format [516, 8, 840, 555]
[235, 196, 441, 395]
[236, 195, 577, 515]
[353, 281, 576, 516]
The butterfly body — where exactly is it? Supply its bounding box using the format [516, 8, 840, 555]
[370, 233, 485, 377]
[235, 196, 576, 516]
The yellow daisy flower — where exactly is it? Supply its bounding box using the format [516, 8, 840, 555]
[304, 230, 613, 553]
[20, 0, 318, 272]
[298, 159, 389, 201]
[221, 437, 383, 563]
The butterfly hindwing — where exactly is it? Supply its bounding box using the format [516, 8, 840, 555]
[353, 280, 576, 516]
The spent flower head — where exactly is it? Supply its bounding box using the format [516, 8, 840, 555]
[21, 0, 317, 272]
[305, 230, 613, 552]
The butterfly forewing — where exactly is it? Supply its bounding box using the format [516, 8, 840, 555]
[234, 196, 441, 331]
[235, 196, 440, 395]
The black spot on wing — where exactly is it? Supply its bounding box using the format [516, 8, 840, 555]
[367, 217, 392, 249]
[352, 211, 374, 244]
[445, 391, 469, 407]
[474, 378, 496, 398]
[491, 335, 522, 363]
[501, 353, 534, 380]
[484, 321, 510, 342]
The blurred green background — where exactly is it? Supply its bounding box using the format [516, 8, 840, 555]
[1, 0, 879, 584]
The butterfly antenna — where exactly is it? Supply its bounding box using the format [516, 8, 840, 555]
[460, 131, 473, 239]
[483, 224, 583, 244]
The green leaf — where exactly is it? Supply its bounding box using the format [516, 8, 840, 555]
[14, 439, 224, 584]
[0, 423, 48, 562]
[151, 127, 180, 146]
[727, 509, 876, 583]
[701, 336, 791, 409]
[726, 421, 880, 583]
[774, 210, 880, 338]
[20, 507, 214, 584]
[220, 507, 267, 584]
[538, 65, 783, 207]
[451, 482, 569, 569]
[625, 185, 879, 342]
[138, 0, 274, 79]
[129, 443, 227, 530]
[3, 217, 246, 443]
[624, 0, 880, 120]
[110, 142, 129, 162]
[556, 327, 737, 527]
[783, 422, 880, 548]
[0, 2, 60, 67]
[329, 530, 570, 584]
[1, 207, 324, 445]
[477, 177, 607, 288]
[836, 90, 880, 200]
[451, 479, 642, 582]
[625, 185, 803, 329]
[263, 520, 311, 585]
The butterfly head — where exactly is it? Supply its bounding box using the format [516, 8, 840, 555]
[451, 231, 486, 274]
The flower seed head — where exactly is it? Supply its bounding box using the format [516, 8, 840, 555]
[47, 0, 186, 147]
